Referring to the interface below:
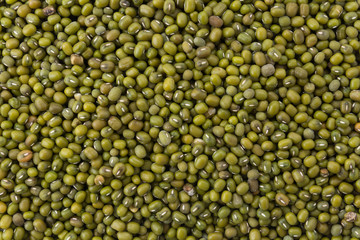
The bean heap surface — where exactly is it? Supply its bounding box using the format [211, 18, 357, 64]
[1, 0, 360, 239]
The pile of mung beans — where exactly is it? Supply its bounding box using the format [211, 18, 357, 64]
[1, 0, 360, 239]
